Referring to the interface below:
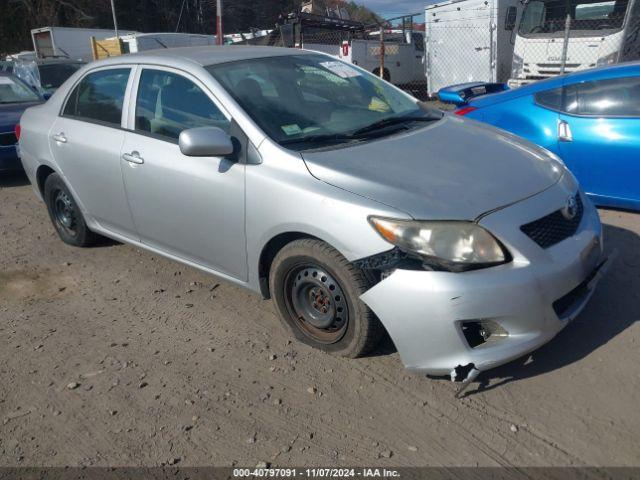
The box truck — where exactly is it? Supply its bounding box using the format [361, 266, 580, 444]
[425, 0, 523, 95]
[117, 32, 216, 53]
[509, 0, 640, 87]
[31, 27, 137, 62]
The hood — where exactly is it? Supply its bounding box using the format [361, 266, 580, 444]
[301, 115, 563, 220]
[0, 102, 42, 130]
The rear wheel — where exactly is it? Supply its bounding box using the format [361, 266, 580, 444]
[269, 239, 383, 358]
[44, 173, 98, 247]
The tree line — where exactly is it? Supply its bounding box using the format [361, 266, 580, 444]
[2, 0, 381, 56]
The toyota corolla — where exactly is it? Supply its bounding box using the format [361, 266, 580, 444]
[18, 46, 609, 384]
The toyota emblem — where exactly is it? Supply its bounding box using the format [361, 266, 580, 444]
[562, 195, 578, 220]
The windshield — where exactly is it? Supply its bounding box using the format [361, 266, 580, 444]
[0, 76, 40, 104]
[38, 63, 83, 90]
[207, 54, 430, 148]
[519, 0, 628, 35]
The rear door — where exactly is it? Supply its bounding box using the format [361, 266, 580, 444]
[558, 75, 640, 205]
[427, 0, 494, 95]
[49, 66, 138, 238]
[120, 66, 247, 280]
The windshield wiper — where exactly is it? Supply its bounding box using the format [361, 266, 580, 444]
[280, 133, 358, 147]
[352, 113, 440, 136]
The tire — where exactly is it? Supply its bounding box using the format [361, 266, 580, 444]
[44, 173, 98, 247]
[269, 239, 383, 358]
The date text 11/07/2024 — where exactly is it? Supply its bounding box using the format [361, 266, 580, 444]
[232, 468, 401, 478]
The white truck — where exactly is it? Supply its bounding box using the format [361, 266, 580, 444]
[509, 0, 640, 86]
[31, 27, 137, 62]
[260, 12, 427, 92]
[425, 0, 523, 96]
[117, 32, 216, 53]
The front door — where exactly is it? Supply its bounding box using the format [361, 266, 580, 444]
[121, 67, 247, 280]
[49, 67, 137, 238]
[558, 75, 640, 206]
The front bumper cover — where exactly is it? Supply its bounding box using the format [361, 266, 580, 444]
[361, 179, 608, 376]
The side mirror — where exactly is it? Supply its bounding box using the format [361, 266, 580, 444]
[43, 92, 52, 100]
[505, 6, 518, 31]
[178, 127, 234, 157]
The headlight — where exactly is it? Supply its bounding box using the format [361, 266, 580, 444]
[596, 51, 618, 67]
[369, 217, 508, 271]
[511, 54, 524, 78]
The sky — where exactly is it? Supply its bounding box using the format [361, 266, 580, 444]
[360, 0, 433, 18]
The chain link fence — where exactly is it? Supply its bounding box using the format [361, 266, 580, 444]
[231, 0, 640, 102]
[424, 0, 638, 98]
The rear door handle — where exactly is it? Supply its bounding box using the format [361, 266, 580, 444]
[558, 120, 573, 142]
[52, 133, 67, 143]
[122, 151, 144, 164]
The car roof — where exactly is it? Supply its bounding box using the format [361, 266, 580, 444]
[94, 45, 313, 69]
[471, 60, 640, 107]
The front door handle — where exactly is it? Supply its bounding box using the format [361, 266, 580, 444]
[52, 132, 67, 143]
[122, 151, 144, 164]
[558, 120, 573, 142]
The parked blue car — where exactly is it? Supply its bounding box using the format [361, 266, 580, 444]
[441, 63, 640, 211]
[0, 72, 43, 172]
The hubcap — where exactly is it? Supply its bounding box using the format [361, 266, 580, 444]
[284, 265, 348, 344]
[53, 190, 77, 235]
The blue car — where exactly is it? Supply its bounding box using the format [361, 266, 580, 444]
[441, 63, 640, 211]
[0, 72, 44, 172]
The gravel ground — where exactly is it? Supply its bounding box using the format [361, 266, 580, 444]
[1, 172, 639, 467]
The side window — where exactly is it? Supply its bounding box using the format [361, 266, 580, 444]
[135, 69, 229, 142]
[573, 77, 640, 117]
[63, 68, 130, 126]
[534, 87, 563, 110]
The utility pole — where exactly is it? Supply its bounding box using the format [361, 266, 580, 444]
[110, 0, 119, 38]
[216, 0, 224, 45]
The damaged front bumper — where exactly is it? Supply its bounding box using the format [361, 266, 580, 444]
[361, 183, 609, 377]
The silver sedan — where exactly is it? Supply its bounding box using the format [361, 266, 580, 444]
[18, 46, 609, 383]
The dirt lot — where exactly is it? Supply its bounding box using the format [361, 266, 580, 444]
[1, 172, 639, 468]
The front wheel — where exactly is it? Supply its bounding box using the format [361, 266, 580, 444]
[269, 239, 383, 358]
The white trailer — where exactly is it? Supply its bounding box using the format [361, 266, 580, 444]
[117, 32, 216, 53]
[425, 0, 523, 95]
[31, 27, 137, 62]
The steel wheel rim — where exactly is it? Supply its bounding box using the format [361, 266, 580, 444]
[53, 189, 77, 237]
[284, 265, 349, 344]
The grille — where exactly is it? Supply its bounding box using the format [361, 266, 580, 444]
[0, 132, 18, 147]
[520, 193, 583, 249]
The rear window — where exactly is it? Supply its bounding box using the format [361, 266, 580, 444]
[63, 68, 130, 127]
[38, 63, 83, 90]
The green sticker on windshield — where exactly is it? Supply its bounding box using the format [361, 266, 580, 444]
[281, 124, 303, 136]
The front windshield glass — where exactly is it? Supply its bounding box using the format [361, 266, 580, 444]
[519, 0, 628, 35]
[38, 63, 83, 90]
[0, 76, 40, 104]
[207, 54, 432, 148]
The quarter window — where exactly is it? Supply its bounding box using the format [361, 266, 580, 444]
[63, 68, 130, 126]
[534, 87, 564, 110]
[134, 69, 229, 142]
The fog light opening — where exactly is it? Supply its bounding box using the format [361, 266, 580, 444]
[461, 320, 508, 348]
